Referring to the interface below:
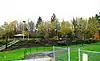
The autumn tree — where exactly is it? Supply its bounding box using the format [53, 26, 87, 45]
[76, 18, 88, 40]
[60, 21, 73, 38]
[37, 20, 60, 41]
[0, 26, 5, 38]
[5, 21, 17, 37]
[86, 17, 99, 39]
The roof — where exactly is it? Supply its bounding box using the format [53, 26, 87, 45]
[13, 34, 25, 37]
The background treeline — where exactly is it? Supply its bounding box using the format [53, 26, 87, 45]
[0, 13, 100, 45]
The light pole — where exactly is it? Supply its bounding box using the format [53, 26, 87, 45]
[4, 22, 8, 49]
[28, 19, 30, 41]
[28, 27, 29, 41]
[23, 21, 26, 40]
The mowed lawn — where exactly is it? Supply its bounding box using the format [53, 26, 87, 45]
[56, 42, 100, 61]
[0, 42, 100, 61]
[0, 47, 53, 61]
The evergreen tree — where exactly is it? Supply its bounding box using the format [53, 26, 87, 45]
[36, 16, 43, 29]
[51, 13, 57, 22]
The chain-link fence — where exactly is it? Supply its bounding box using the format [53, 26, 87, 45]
[53, 46, 70, 61]
[3, 46, 100, 61]
[78, 48, 100, 61]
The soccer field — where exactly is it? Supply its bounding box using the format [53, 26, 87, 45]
[0, 42, 100, 61]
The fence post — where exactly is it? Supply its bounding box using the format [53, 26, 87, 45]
[44, 45, 45, 52]
[36, 47, 38, 52]
[68, 47, 70, 61]
[78, 48, 80, 61]
[24, 48, 26, 58]
[53, 46, 55, 61]
[30, 48, 31, 54]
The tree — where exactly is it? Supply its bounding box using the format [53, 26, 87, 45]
[16, 21, 23, 34]
[72, 18, 78, 39]
[0, 22, 8, 38]
[76, 18, 88, 40]
[6, 21, 16, 37]
[37, 22, 45, 38]
[27, 20, 35, 37]
[36, 16, 43, 29]
[28, 21, 34, 32]
[51, 13, 57, 22]
[37, 21, 59, 41]
[43, 21, 55, 40]
[72, 18, 88, 40]
[60, 21, 73, 38]
[0, 26, 5, 38]
[86, 17, 99, 39]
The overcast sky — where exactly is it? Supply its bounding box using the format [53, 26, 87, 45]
[0, 0, 100, 25]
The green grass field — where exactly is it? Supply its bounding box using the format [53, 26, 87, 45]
[0, 42, 100, 61]
[55, 42, 100, 61]
[0, 47, 53, 61]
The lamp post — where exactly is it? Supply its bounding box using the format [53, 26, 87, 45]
[28, 19, 30, 41]
[23, 21, 26, 40]
[4, 22, 8, 49]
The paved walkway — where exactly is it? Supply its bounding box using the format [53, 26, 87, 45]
[24, 51, 54, 59]
[16, 56, 53, 61]
[16, 47, 66, 61]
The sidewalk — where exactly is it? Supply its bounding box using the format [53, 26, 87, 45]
[16, 56, 53, 61]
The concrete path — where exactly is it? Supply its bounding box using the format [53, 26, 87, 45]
[16, 56, 53, 61]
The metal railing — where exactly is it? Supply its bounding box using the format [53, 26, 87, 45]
[78, 48, 100, 61]
[0, 40, 20, 51]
